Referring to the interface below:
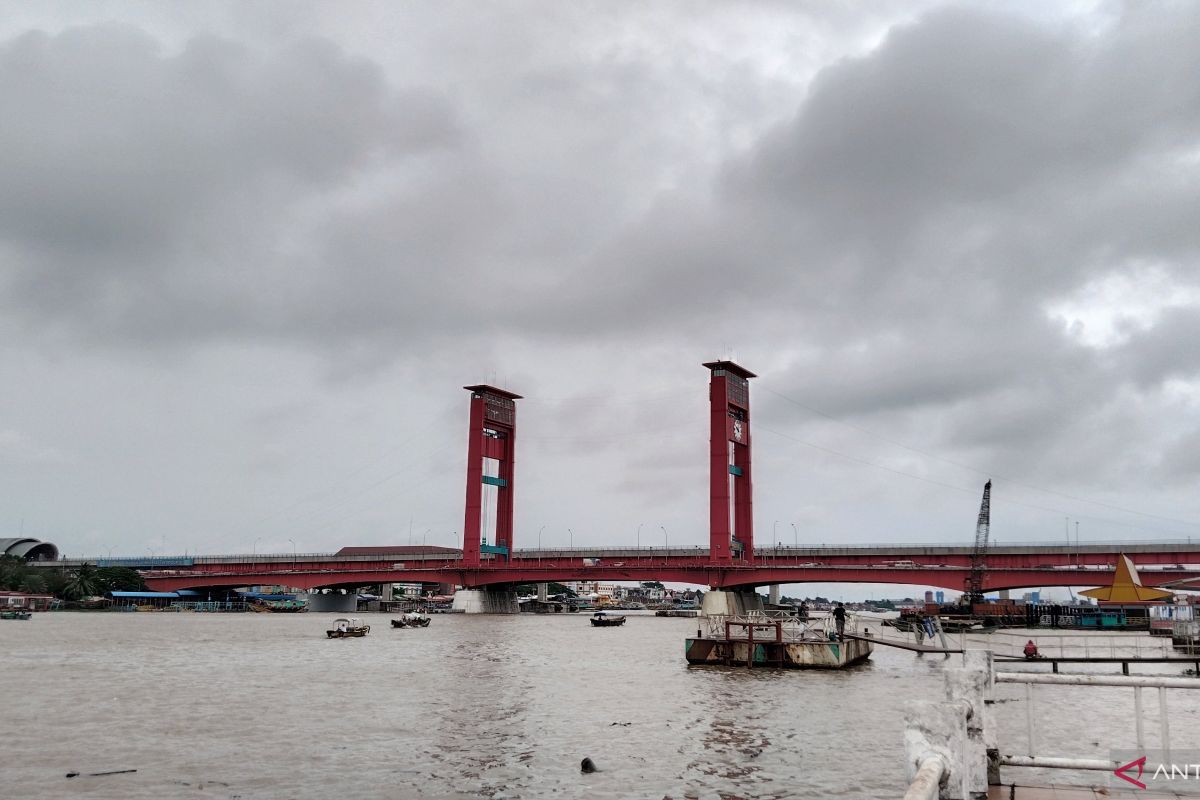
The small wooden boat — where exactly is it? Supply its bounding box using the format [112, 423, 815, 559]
[327, 617, 370, 638]
[590, 611, 626, 627]
[1, 610, 32, 620]
[391, 612, 431, 628]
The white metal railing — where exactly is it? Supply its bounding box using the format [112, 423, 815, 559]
[901, 649, 1200, 799]
[983, 631, 1175, 660]
[903, 753, 949, 800]
[872, 627, 1180, 660]
[998, 671, 1189, 765]
[705, 611, 865, 640]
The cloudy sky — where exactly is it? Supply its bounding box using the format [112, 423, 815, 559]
[3, 1, 1199, 596]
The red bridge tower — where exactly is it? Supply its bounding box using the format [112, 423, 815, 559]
[462, 385, 522, 567]
[705, 361, 756, 563]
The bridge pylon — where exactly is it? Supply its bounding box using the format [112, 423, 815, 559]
[704, 360, 757, 563]
[462, 385, 522, 567]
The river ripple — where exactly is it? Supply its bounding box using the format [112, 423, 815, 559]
[2, 613, 1197, 799]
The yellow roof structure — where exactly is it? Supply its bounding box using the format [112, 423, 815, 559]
[1079, 554, 1173, 603]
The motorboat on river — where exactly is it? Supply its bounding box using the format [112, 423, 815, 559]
[590, 611, 626, 627]
[391, 612, 431, 628]
[327, 617, 370, 638]
[1, 610, 32, 620]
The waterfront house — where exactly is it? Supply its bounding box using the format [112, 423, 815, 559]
[0, 591, 56, 611]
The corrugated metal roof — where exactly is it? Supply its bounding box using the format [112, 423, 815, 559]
[110, 591, 184, 598]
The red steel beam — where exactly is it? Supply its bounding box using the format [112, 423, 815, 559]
[145, 562, 1200, 594]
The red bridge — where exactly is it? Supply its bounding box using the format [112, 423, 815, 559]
[142, 362, 1200, 595]
[143, 542, 1200, 594]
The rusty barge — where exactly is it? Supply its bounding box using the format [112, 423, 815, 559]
[685, 613, 874, 669]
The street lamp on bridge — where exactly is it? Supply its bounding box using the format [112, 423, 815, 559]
[791, 523, 798, 548]
[287, 538, 296, 566]
[660, 525, 668, 551]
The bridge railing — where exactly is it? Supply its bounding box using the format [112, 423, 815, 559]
[54, 537, 1200, 568]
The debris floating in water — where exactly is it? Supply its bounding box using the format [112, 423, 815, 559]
[66, 769, 137, 779]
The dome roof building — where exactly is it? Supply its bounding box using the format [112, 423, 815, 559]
[0, 538, 60, 561]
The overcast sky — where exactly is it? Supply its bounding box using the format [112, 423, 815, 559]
[3, 1, 1199, 598]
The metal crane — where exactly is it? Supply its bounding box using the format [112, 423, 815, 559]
[963, 480, 992, 604]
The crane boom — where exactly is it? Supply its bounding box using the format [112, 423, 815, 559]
[964, 480, 992, 603]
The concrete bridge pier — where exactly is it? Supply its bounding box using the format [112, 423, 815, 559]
[537, 583, 548, 602]
[301, 592, 357, 613]
[701, 589, 764, 617]
[452, 588, 519, 614]
[768, 584, 781, 605]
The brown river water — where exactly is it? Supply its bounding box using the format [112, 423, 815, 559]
[2, 612, 1198, 799]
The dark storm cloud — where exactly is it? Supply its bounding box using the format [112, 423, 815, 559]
[5, 3, 1200, 556]
[536, 4, 1200, 494]
[0, 24, 457, 345]
[584, 4, 1200, 337]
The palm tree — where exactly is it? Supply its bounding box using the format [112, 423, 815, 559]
[63, 563, 101, 600]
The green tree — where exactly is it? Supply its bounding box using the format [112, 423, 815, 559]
[0, 555, 29, 590]
[62, 563, 101, 600]
[97, 567, 147, 593]
[18, 572, 47, 594]
[40, 569, 69, 598]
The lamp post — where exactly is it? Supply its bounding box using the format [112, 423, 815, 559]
[568, 528, 574, 551]
[287, 538, 296, 568]
[637, 523, 643, 553]
[538, 525, 545, 561]
[660, 525, 668, 551]
[253, 537, 262, 556]
[791, 523, 798, 549]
